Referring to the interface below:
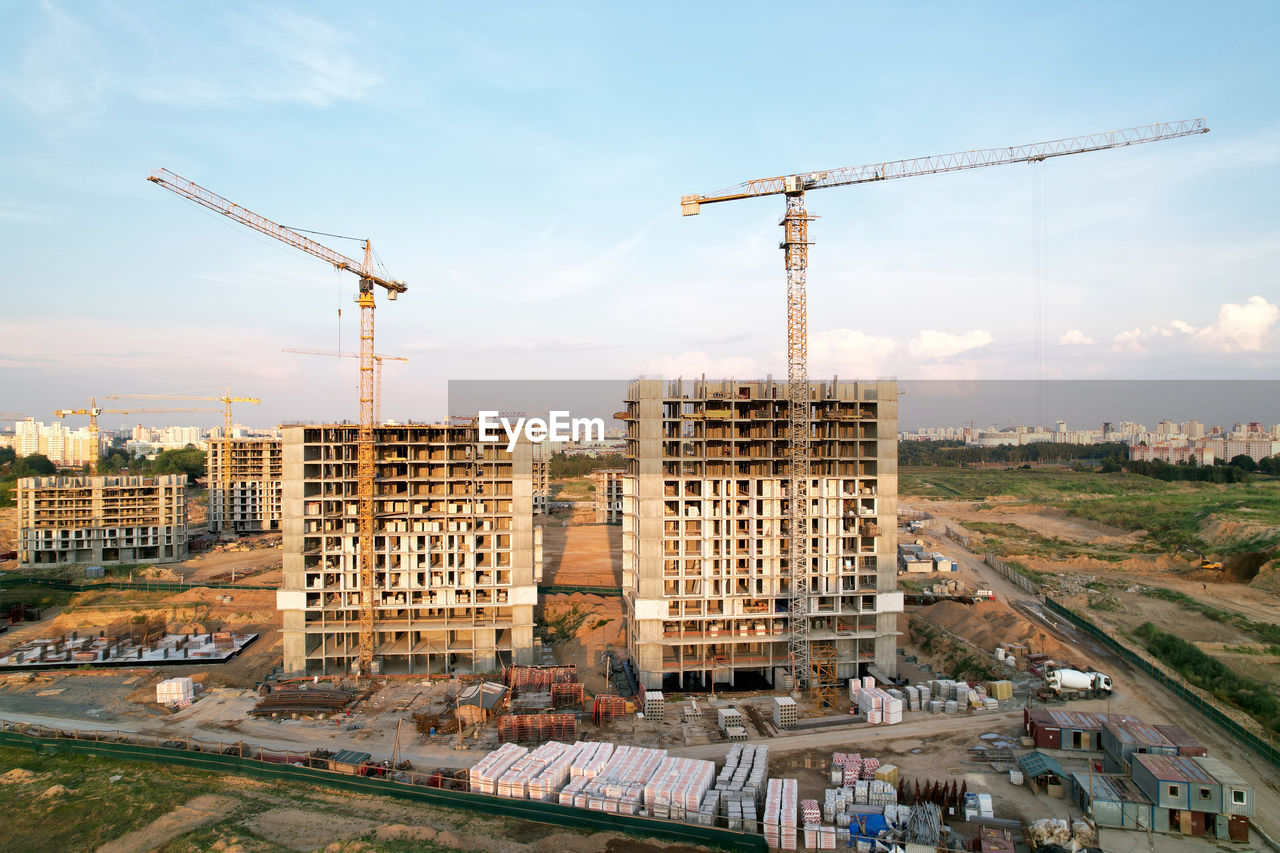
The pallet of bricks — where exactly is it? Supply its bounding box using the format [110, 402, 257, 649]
[497, 713, 576, 744]
[803, 798, 837, 850]
[641, 687, 664, 721]
[709, 743, 768, 830]
[848, 676, 903, 725]
[642, 755, 714, 821]
[826, 751, 899, 845]
[469, 742, 528, 794]
[763, 778, 798, 850]
[555, 742, 616, 806]
[592, 694, 628, 725]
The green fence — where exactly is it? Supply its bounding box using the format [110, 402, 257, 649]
[1043, 597, 1280, 771]
[539, 584, 623, 597]
[0, 725, 764, 852]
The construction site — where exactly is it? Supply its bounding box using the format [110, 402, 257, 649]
[6, 117, 1280, 852]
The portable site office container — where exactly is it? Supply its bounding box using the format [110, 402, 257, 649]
[1024, 708, 1129, 752]
[1192, 756, 1254, 818]
[1100, 720, 1178, 773]
[1130, 753, 1222, 837]
[1070, 772, 1153, 830]
[1154, 724, 1208, 757]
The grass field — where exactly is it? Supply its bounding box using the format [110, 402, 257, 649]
[901, 466, 1280, 554]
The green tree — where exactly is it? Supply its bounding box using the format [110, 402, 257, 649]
[13, 453, 56, 477]
[151, 447, 206, 481]
[1229, 454, 1258, 473]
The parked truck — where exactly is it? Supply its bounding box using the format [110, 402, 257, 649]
[1045, 668, 1112, 700]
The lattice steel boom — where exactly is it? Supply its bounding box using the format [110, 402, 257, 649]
[681, 118, 1208, 690]
[149, 169, 407, 678]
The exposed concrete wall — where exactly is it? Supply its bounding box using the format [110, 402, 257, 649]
[206, 438, 282, 534]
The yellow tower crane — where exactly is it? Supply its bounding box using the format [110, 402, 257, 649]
[281, 349, 408, 423]
[107, 390, 261, 535]
[148, 169, 407, 678]
[54, 399, 220, 473]
[681, 119, 1209, 693]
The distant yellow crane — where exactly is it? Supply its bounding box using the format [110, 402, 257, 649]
[54, 398, 219, 473]
[107, 390, 261, 536]
[149, 168, 407, 678]
[282, 348, 407, 423]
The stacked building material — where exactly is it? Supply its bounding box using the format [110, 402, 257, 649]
[551, 682, 585, 710]
[716, 707, 743, 731]
[525, 741, 592, 801]
[904, 685, 920, 711]
[504, 664, 578, 695]
[642, 689, 665, 720]
[682, 698, 702, 722]
[831, 752, 863, 786]
[497, 713, 576, 744]
[644, 756, 715, 820]
[691, 788, 720, 826]
[715, 743, 770, 807]
[558, 774, 591, 807]
[470, 742, 528, 794]
[579, 744, 667, 814]
[592, 694, 629, 725]
[570, 740, 615, 778]
[986, 680, 1014, 701]
[497, 740, 570, 798]
[772, 696, 798, 728]
[763, 778, 799, 850]
[773, 667, 794, 692]
[860, 757, 881, 780]
[852, 686, 903, 725]
[156, 677, 194, 705]
[250, 687, 355, 717]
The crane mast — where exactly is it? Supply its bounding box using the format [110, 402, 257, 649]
[682, 119, 1209, 692]
[149, 169, 407, 678]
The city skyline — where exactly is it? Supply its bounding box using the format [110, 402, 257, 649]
[1, 4, 1278, 426]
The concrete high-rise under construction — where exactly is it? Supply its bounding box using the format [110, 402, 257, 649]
[16, 475, 188, 566]
[277, 424, 541, 676]
[206, 438, 282, 534]
[621, 378, 901, 691]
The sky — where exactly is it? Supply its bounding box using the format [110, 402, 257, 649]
[2, 2, 1278, 431]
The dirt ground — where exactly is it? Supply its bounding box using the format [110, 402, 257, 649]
[174, 534, 283, 585]
[539, 522, 621, 586]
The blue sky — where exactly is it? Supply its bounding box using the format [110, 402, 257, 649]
[2, 2, 1278, 428]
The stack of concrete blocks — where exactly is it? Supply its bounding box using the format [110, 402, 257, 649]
[156, 677, 194, 705]
[714, 743, 769, 828]
[498, 740, 574, 798]
[682, 698, 701, 722]
[580, 745, 667, 814]
[527, 741, 593, 801]
[773, 667, 795, 692]
[717, 707, 747, 741]
[691, 788, 720, 826]
[643, 756, 714, 821]
[643, 690, 665, 721]
[763, 778, 798, 850]
[772, 696, 798, 729]
[470, 743, 528, 794]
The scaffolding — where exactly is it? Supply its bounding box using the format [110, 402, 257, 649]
[808, 643, 838, 710]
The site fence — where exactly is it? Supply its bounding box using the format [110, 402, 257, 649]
[1, 576, 276, 592]
[0, 720, 766, 852]
[1043, 598, 1280, 772]
[539, 584, 623, 597]
[941, 525, 971, 550]
[982, 555, 1040, 596]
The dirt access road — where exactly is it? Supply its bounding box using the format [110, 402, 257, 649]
[918, 503, 1280, 844]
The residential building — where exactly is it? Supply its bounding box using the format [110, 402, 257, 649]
[277, 423, 541, 676]
[621, 378, 902, 691]
[531, 442, 550, 514]
[591, 467, 625, 524]
[206, 438, 283, 534]
[15, 418, 98, 466]
[17, 475, 187, 565]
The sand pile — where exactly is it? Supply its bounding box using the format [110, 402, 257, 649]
[917, 599, 1077, 661]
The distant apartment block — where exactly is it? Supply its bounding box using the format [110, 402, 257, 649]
[17, 475, 188, 565]
[1129, 437, 1279, 465]
[15, 418, 98, 467]
[621, 378, 902, 692]
[207, 438, 283, 534]
[532, 442, 550, 514]
[278, 424, 540, 676]
[591, 467, 625, 524]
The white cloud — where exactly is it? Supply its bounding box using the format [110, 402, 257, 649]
[638, 350, 762, 378]
[1109, 296, 1279, 354]
[1058, 329, 1095, 346]
[907, 329, 993, 360]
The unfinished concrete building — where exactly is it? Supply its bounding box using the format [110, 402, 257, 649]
[206, 438, 282, 534]
[278, 424, 541, 676]
[532, 442, 550, 514]
[17, 475, 188, 566]
[591, 468, 625, 524]
[621, 378, 901, 691]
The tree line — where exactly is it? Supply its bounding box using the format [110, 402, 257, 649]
[549, 452, 627, 479]
[899, 440, 1129, 467]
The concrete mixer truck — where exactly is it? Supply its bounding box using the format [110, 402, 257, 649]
[1045, 668, 1113, 700]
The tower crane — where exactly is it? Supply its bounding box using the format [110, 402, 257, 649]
[148, 168, 407, 678]
[281, 348, 408, 423]
[681, 118, 1209, 692]
[107, 390, 261, 536]
[54, 399, 220, 473]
